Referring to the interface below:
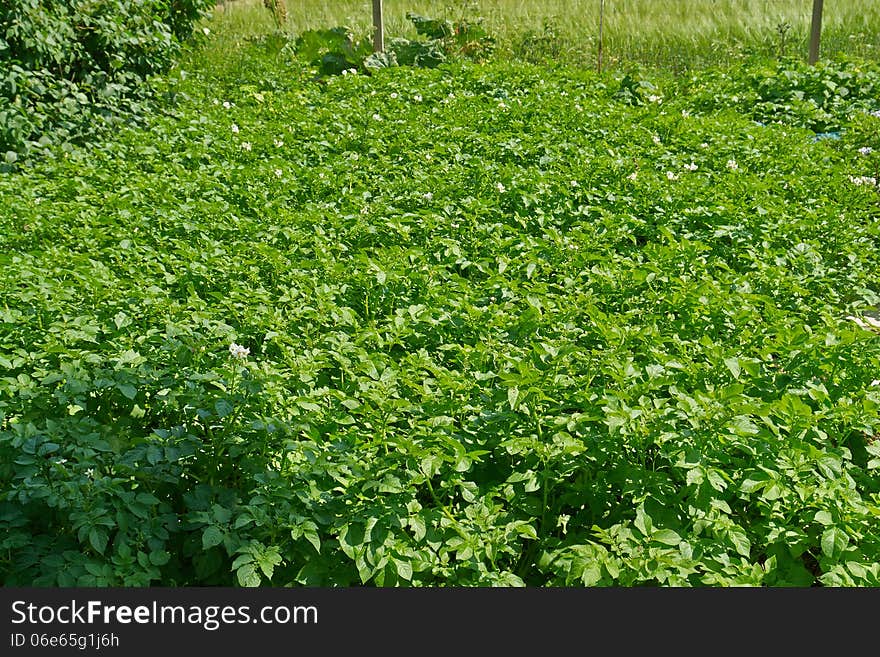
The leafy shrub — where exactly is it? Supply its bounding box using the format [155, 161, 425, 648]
[406, 12, 494, 62]
[291, 27, 373, 76]
[0, 341, 295, 585]
[3, 33, 880, 587]
[614, 73, 660, 106]
[687, 58, 880, 132]
[291, 12, 495, 77]
[0, 0, 213, 155]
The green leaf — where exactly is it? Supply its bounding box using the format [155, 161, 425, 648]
[507, 386, 519, 410]
[231, 553, 254, 570]
[202, 526, 224, 550]
[236, 563, 261, 587]
[410, 516, 426, 541]
[363, 51, 398, 71]
[515, 523, 538, 540]
[760, 483, 784, 501]
[113, 312, 131, 329]
[653, 529, 682, 546]
[117, 383, 137, 400]
[234, 514, 254, 529]
[707, 469, 727, 492]
[420, 455, 441, 477]
[302, 522, 321, 553]
[84, 562, 105, 577]
[821, 527, 848, 560]
[256, 548, 282, 579]
[740, 474, 770, 493]
[88, 528, 108, 554]
[634, 506, 653, 536]
[395, 558, 413, 581]
[149, 550, 170, 566]
[38, 442, 60, 456]
[145, 444, 162, 465]
[212, 504, 233, 524]
[729, 529, 751, 558]
[136, 493, 160, 505]
[723, 357, 741, 380]
[580, 563, 602, 586]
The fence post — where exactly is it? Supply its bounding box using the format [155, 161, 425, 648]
[372, 0, 384, 52]
[808, 0, 824, 64]
[597, 0, 605, 73]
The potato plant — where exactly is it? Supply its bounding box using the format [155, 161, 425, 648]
[2, 35, 880, 586]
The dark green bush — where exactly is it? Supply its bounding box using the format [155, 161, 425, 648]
[0, 0, 213, 155]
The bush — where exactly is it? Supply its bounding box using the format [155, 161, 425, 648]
[687, 57, 880, 132]
[291, 13, 495, 77]
[0, 0, 213, 156]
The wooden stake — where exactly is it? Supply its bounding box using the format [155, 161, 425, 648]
[809, 0, 824, 65]
[598, 0, 605, 73]
[372, 0, 384, 52]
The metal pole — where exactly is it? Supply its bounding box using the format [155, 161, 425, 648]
[809, 0, 824, 65]
[372, 0, 384, 52]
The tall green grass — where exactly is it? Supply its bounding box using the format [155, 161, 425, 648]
[206, 0, 880, 69]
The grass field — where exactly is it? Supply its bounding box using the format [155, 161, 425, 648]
[211, 0, 880, 69]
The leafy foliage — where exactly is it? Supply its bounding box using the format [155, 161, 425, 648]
[292, 12, 494, 77]
[687, 58, 880, 132]
[0, 0, 213, 156]
[2, 36, 880, 586]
